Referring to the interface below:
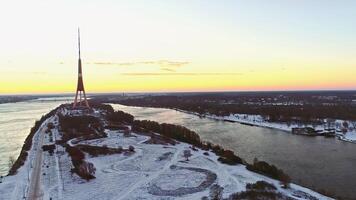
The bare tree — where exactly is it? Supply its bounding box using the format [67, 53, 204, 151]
[129, 145, 135, 152]
[78, 161, 96, 179]
[8, 156, 15, 169]
[209, 184, 223, 200]
[326, 118, 335, 129]
[342, 121, 349, 134]
[183, 150, 192, 161]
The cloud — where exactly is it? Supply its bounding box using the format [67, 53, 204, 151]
[90, 60, 190, 72]
[121, 72, 243, 76]
[160, 68, 176, 72]
[91, 60, 189, 67]
[59, 60, 190, 72]
[155, 60, 190, 67]
[92, 62, 135, 66]
[32, 71, 48, 75]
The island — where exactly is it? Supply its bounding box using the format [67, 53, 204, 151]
[0, 103, 332, 200]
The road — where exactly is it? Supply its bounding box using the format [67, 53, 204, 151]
[27, 118, 49, 200]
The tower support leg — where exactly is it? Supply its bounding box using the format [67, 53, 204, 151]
[73, 90, 79, 108]
[79, 91, 82, 106]
[82, 90, 90, 108]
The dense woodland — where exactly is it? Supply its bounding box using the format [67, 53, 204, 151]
[59, 114, 103, 180]
[247, 159, 290, 188]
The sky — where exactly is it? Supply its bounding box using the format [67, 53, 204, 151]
[0, 0, 356, 94]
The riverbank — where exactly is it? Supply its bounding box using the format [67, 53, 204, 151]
[0, 96, 37, 105]
[174, 109, 356, 144]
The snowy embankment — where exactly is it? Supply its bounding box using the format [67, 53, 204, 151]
[0, 106, 333, 200]
[176, 109, 356, 144]
[0, 115, 56, 200]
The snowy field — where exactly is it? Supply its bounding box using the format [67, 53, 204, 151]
[0, 107, 334, 200]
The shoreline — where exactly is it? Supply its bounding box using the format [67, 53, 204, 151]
[172, 108, 356, 144]
[107, 103, 356, 144]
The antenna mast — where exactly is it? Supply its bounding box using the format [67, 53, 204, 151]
[78, 28, 81, 59]
[73, 28, 90, 109]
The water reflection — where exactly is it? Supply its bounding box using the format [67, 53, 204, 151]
[0, 99, 70, 175]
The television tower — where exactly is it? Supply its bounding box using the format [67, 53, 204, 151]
[73, 28, 90, 108]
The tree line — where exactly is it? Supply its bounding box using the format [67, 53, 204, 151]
[116, 96, 356, 123]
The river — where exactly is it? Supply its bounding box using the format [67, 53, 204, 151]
[0, 97, 71, 176]
[112, 104, 356, 199]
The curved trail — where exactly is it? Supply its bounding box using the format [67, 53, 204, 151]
[117, 144, 184, 200]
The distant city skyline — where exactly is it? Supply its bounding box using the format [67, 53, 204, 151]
[1, 0, 356, 94]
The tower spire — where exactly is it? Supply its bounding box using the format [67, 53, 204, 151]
[78, 28, 81, 59]
[73, 28, 90, 109]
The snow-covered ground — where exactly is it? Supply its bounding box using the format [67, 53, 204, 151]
[0, 107, 334, 200]
[340, 131, 356, 143]
[177, 109, 356, 144]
